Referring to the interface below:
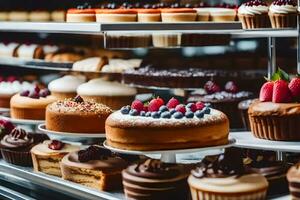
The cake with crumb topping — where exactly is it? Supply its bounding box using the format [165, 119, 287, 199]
[46, 96, 112, 133]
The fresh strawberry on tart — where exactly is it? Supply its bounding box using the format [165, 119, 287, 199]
[105, 97, 229, 151]
[248, 69, 300, 141]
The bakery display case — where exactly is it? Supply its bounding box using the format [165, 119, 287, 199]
[0, 0, 300, 199]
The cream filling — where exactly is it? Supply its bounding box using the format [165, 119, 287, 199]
[48, 75, 86, 93]
[238, 5, 269, 15]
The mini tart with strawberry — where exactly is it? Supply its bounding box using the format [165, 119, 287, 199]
[66, 3, 96, 22]
[10, 87, 57, 120]
[248, 69, 300, 141]
[105, 97, 229, 151]
[95, 9, 137, 22]
[160, 8, 197, 22]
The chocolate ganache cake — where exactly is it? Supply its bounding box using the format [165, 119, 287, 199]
[105, 97, 229, 151]
[61, 145, 127, 191]
[122, 159, 190, 200]
[188, 148, 268, 200]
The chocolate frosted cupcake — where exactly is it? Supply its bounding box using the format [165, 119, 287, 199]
[0, 128, 35, 166]
[243, 149, 289, 196]
[188, 148, 268, 200]
[122, 159, 189, 200]
[61, 145, 127, 191]
[269, 0, 297, 28]
[238, 0, 270, 29]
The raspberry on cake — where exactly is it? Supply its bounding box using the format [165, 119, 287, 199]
[60, 145, 127, 191]
[105, 97, 229, 151]
[46, 95, 112, 133]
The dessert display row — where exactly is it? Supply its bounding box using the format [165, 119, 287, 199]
[0, 10, 65, 22]
[65, 0, 298, 29]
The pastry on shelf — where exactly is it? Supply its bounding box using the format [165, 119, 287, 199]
[105, 97, 229, 150]
[95, 9, 137, 22]
[101, 58, 142, 73]
[31, 140, 80, 177]
[105, 32, 152, 48]
[0, 43, 20, 58]
[51, 10, 66, 22]
[123, 65, 215, 88]
[208, 8, 237, 21]
[0, 128, 35, 166]
[46, 95, 112, 133]
[248, 69, 300, 141]
[0, 79, 35, 108]
[188, 148, 268, 200]
[137, 8, 161, 22]
[193, 8, 210, 21]
[188, 81, 253, 129]
[122, 159, 190, 200]
[243, 149, 289, 196]
[28, 11, 51, 22]
[0, 12, 8, 21]
[77, 78, 137, 110]
[72, 57, 108, 72]
[160, 8, 197, 22]
[66, 3, 95, 22]
[61, 145, 127, 191]
[45, 50, 85, 63]
[10, 86, 56, 120]
[48, 75, 86, 99]
[16, 44, 45, 60]
[269, 0, 297, 28]
[238, 0, 270, 29]
[152, 33, 181, 47]
[8, 11, 29, 21]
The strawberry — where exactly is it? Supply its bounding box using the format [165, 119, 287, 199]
[204, 81, 221, 94]
[148, 99, 161, 112]
[131, 100, 144, 112]
[259, 82, 274, 102]
[175, 104, 186, 114]
[156, 97, 164, 107]
[186, 103, 197, 112]
[166, 97, 180, 109]
[289, 77, 300, 100]
[143, 105, 148, 112]
[272, 80, 292, 103]
[195, 102, 205, 110]
[225, 81, 239, 93]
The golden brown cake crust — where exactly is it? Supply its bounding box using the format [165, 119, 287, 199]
[46, 99, 112, 133]
[105, 110, 229, 150]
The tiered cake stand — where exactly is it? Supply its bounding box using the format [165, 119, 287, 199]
[103, 138, 236, 163]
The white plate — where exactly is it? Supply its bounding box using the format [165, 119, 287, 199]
[103, 138, 236, 155]
[1, 116, 44, 125]
[230, 132, 300, 153]
[38, 124, 106, 138]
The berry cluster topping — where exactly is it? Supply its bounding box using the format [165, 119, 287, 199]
[273, 0, 297, 6]
[0, 76, 19, 83]
[259, 69, 300, 103]
[48, 140, 65, 150]
[78, 145, 112, 162]
[20, 86, 51, 99]
[204, 81, 239, 94]
[244, 0, 268, 6]
[0, 120, 15, 135]
[121, 97, 211, 119]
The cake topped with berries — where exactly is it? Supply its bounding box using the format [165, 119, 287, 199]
[105, 97, 229, 151]
[46, 96, 112, 133]
[248, 69, 300, 141]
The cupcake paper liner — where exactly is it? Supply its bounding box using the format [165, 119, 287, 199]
[269, 13, 297, 28]
[189, 186, 267, 200]
[249, 115, 300, 141]
[238, 13, 269, 29]
[1, 148, 32, 166]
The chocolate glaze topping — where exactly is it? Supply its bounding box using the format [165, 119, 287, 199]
[0, 128, 33, 149]
[48, 140, 65, 150]
[78, 145, 112, 163]
[192, 148, 246, 178]
[126, 159, 180, 179]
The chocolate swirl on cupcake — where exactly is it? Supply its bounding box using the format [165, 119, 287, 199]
[192, 148, 246, 178]
[0, 128, 34, 150]
[78, 145, 112, 162]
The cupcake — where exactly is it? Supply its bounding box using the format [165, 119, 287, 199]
[193, 8, 210, 21]
[0, 128, 35, 166]
[77, 78, 137, 110]
[269, 0, 297, 28]
[95, 9, 137, 22]
[238, 0, 269, 29]
[66, 4, 95, 22]
[209, 8, 237, 22]
[137, 9, 161, 22]
[161, 8, 197, 22]
[243, 149, 289, 196]
[287, 163, 300, 199]
[188, 148, 268, 200]
[48, 75, 86, 100]
[61, 145, 127, 191]
[31, 140, 80, 177]
[122, 159, 190, 200]
[188, 81, 253, 129]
